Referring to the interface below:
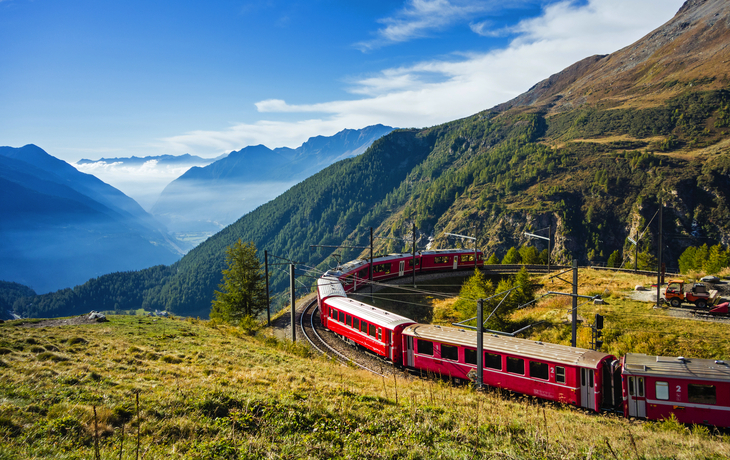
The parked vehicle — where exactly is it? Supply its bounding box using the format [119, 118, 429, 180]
[664, 280, 718, 308]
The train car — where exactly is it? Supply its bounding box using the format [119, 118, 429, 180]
[401, 324, 618, 411]
[322, 296, 416, 363]
[316, 276, 347, 326]
[419, 249, 483, 273]
[621, 353, 730, 427]
[327, 249, 484, 293]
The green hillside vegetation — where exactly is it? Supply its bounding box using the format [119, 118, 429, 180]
[2, 315, 730, 459]
[8, 85, 730, 319]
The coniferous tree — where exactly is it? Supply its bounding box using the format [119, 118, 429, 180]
[210, 240, 266, 324]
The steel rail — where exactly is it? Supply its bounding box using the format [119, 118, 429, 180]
[299, 297, 386, 377]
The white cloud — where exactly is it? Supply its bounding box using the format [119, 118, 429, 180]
[73, 159, 204, 210]
[356, 0, 494, 51]
[159, 0, 684, 156]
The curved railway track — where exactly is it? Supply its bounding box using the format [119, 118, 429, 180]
[299, 297, 395, 377]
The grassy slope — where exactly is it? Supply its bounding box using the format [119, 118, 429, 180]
[1, 313, 730, 459]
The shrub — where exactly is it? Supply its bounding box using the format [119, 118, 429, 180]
[67, 337, 88, 346]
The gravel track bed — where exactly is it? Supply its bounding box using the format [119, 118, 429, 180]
[300, 300, 406, 378]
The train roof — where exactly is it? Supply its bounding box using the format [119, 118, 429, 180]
[326, 297, 416, 330]
[622, 353, 730, 382]
[403, 324, 613, 369]
[317, 276, 346, 299]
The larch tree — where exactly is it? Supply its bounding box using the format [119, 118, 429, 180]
[210, 239, 266, 325]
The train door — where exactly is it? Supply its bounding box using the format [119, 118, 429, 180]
[627, 376, 646, 418]
[453, 256, 458, 270]
[406, 336, 415, 367]
[580, 368, 596, 410]
[399, 260, 405, 277]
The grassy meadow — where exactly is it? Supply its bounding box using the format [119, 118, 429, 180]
[1, 303, 730, 459]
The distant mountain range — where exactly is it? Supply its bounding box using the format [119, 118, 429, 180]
[76, 153, 226, 167]
[0, 145, 184, 293]
[150, 124, 394, 237]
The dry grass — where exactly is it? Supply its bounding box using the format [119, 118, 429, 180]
[1, 303, 730, 459]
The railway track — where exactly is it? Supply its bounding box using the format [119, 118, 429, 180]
[299, 297, 394, 377]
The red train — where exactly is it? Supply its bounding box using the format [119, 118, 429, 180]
[325, 248, 483, 293]
[315, 260, 730, 428]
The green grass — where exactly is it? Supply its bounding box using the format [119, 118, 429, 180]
[1, 313, 729, 459]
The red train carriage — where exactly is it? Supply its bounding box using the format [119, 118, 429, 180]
[321, 296, 416, 364]
[401, 324, 617, 411]
[327, 249, 484, 293]
[419, 249, 483, 273]
[621, 353, 730, 427]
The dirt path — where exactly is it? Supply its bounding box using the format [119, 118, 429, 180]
[267, 293, 317, 341]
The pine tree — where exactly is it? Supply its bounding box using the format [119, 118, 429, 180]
[502, 247, 521, 264]
[486, 253, 500, 264]
[606, 250, 621, 268]
[210, 240, 266, 325]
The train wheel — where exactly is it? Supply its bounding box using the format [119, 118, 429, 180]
[670, 298, 681, 308]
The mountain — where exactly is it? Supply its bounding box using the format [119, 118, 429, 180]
[76, 153, 224, 167]
[12, 0, 730, 319]
[150, 124, 395, 238]
[0, 145, 184, 293]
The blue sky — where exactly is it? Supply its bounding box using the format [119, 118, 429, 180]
[1, 0, 684, 167]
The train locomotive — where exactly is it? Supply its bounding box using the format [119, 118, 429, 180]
[315, 249, 730, 428]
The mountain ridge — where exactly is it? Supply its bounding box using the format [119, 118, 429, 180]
[0, 145, 184, 293]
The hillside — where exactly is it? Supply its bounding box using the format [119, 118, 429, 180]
[10, 0, 730, 319]
[1, 314, 728, 459]
[151, 125, 395, 237]
[0, 145, 184, 294]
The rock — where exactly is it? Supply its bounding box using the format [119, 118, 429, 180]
[635, 285, 646, 291]
[88, 311, 108, 323]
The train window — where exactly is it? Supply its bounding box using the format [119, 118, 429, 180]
[688, 384, 716, 405]
[331, 309, 338, 321]
[373, 263, 391, 274]
[434, 256, 450, 264]
[485, 353, 502, 370]
[407, 258, 420, 268]
[339, 311, 345, 323]
[461, 254, 474, 262]
[346, 314, 351, 327]
[358, 268, 368, 278]
[441, 344, 458, 361]
[344, 275, 354, 286]
[656, 382, 669, 400]
[529, 361, 549, 380]
[361, 321, 367, 333]
[628, 377, 634, 396]
[353, 318, 360, 331]
[589, 370, 594, 388]
[507, 356, 525, 375]
[368, 324, 376, 338]
[418, 340, 434, 356]
[556, 366, 565, 384]
[377, 328, 382, 341]
[464, 348, 477, 365]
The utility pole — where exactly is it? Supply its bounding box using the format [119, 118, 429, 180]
[265, 250, 270, 326]
[547, 226, 551, 274]
[656, 202, 663, 309]
[571, 259, 578, 347]
[412, 222, 417, 288]
[370, 227, 374, 301]
[290, 264, 296, 342]
[476, 299, 483, 389]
